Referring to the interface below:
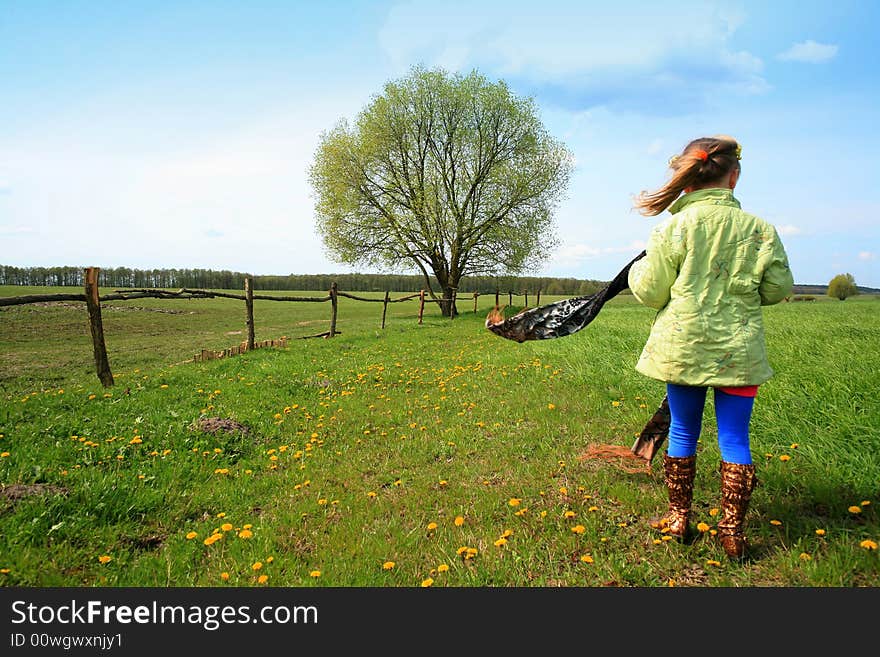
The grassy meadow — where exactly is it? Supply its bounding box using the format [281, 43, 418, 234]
[0, 285, 878, 587]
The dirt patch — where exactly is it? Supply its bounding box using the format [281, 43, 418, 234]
[1, 483, 68, 511]
[194, 417, 251, 435]
[120, 532, 167, 551]
[104, 305, 192, 314]
[578, 443, 652, 474]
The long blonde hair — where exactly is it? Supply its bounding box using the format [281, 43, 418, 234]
[634, 135, 741, 216]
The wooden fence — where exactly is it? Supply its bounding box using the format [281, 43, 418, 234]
[1, 267, 545, 388]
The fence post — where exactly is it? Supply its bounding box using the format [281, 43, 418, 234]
[495, 289, 499, 307]
[418, 290, 425, 324]
[244, 275, 255, 350]
[329, 282, 338, 337]
[84, 267, 114, 387]
[450, 287, 457, 319]
[524, 291, 528, 307]
[381, 290, 390, 329]
[536, 289, 541, 306]
[473, 291, 478, 313]
[508, 291, 513, 306]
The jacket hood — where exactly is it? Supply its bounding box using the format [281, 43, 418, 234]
[669, 188, 742, 215]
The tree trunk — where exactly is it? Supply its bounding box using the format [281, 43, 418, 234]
[441, 285, 458, 318]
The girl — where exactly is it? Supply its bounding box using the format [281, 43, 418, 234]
[627, 135, 793, 560]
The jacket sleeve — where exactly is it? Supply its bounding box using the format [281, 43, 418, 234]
[627, 222, 680, 310]
[758, 228, 794, 306]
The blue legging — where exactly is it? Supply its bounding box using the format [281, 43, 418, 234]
[665, 383, 754, 464]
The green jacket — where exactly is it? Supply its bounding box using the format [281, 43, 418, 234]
[627, 188, 794, 387]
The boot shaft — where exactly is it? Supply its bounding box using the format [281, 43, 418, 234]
[717, 461, 757, 559]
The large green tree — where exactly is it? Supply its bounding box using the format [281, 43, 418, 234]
[827, 273, 858, 300]
[308, 66, 574, 316]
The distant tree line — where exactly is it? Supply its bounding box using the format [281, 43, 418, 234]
[0, 265, 607, 296]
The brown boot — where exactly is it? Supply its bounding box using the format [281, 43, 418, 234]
[649, 453, 697, 540]
[717, 461, 757, 560]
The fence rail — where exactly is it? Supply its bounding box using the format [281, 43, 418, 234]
[1, 267, 547, 387]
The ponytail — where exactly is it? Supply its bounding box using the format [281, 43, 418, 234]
[633, 135, 741, 216]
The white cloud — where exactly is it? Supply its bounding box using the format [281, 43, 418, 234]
[553, 240, 646, 267]
[646, 139, 665, 156]
[777, 40, 839, 63]
[379, 0, 767, 113]
[0, 225, 35, 236]
[776, 224, 802, 236]
[858, 251, 876, 261]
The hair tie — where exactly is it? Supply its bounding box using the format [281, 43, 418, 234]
[694, 149, 709, 161]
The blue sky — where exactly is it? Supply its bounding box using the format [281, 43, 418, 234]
[1, 0, 878, 287]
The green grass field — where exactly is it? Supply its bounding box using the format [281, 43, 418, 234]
[1, 286, 878, 587]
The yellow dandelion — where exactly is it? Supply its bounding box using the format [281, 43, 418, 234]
[559, 487, 567, 495]
[697, 522, 710, 533]
[661, 535, 673, 542]
[709, 508, 719, 517]
[816, 529, 826, 536]
[611, 400, 621, 407]
[860, 540, 878, 550]
[848, 506, 862, 514]
[98, 555, 112, 564]
[216, 512, 226, 518]
[185, 531, 198, 540]
[1, 452, 11, 458]
[494, 538, 507, 547]
[508, 498, 521, 507]
[571, 525, 586, 534]
[129, 437, 142, 444]
[318, 498, 328, 506]
[779, 454, 791, 462]
[456, 546, 468, 556]
[862, 501, 871, 506]
[706, 560, 721, 567]
[252, 561, 263, 571]
[501, 529, 513, 538]
[382, 561, 396, 570]
[547, 403, 556, 410]
[580, 555, 594, 564]
[257, 575, 268, 584]
[220, 523, 233, 532]
[653, 539, 662, 545]
[454, 516, 465, 526]
[770, 520, 782, 526]
[238, 529, 253, 539]
[0, 568, 10, 574]
[427, 522, 438, 531]
[465, 548, 478, 559]
[220, 572, 230, 581]
[790, 443, 799, 449]
[799, 553, 812, 561]
[310, 570, 321, 578]
[437, 564, 449, 573]
[366, 491, 377, 498]
[563, 510, 576, 519]
[421, 578, 434, 587]
[588, 506, 599, 512]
